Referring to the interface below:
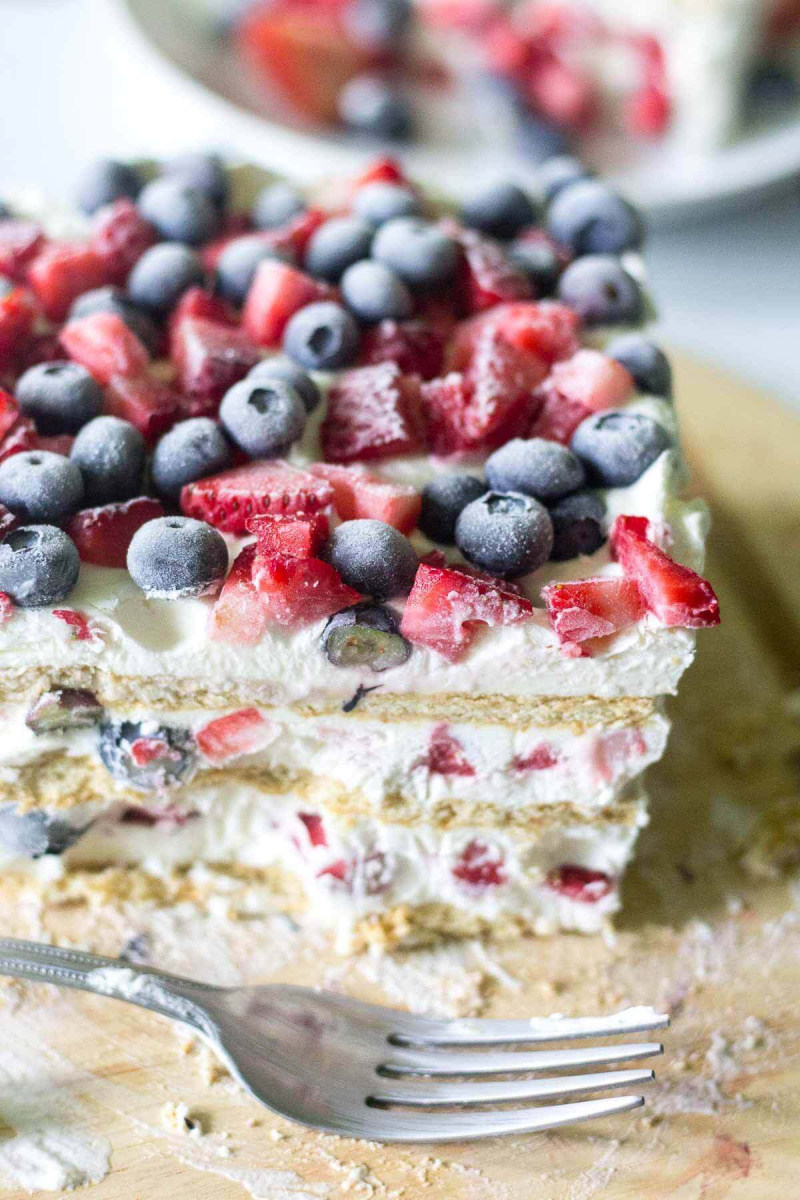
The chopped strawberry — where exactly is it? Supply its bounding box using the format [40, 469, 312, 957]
[209, 544, 268, 644]
[610, 514, 650, 550]
[425, 724, 475, 776]
[247, 511, 329, 558]
[298, 811, 327, 847]
[129, 737, 173, 768]
[309, 463, 420, 533]
[105, 374, 182, 443]
[322, 362, 426, 463]
[52, 609, 102, 644]
[542, 577, 645, 645]
[611, 520, 720, 628]
[27, 242, 108, 321]
[0, 592, 15, 623]
[451, 225, 532, 314]
[0, 416, 36, 462]
[182, 459, 334, 536]
[32, 434, 74, 456]
[400, 562, 533, 662]
[545, 864, 614, 903]
[15, 332, 63, 373]
[196, 708, 271, 763]
[271, 205, 327, 257]
[89, 199, 157, 285]
[0, 503, 17, 537]
[0, 220, 46, 282]
[0, 390, 20, 441]
[0, 288, 36, 369]
[512, 744, 561, 771]
[350, 157, 409, 191]
[525, 56, 597, 129]
[252, 554, 362, 627]
[625, 84, 671, 139]
[359, 318, 447, 380]
[460, 301, 581, 365]
[528, 388, 590, 444]
[546, 349, 633, 411]
[452, 840, 507, 888]
[591, 727, 646, 784]
[66, 497, 166, 568]
[168, 287, 237, 355]
[171, 316, 261, 413]
[60, 312, 150, 385]
[242, 260, 332, 347]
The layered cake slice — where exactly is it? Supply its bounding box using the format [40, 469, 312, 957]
[0, 154, 718, 949]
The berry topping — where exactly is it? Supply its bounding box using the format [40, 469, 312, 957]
[168, 286, 236, 343]
[460, 181, 538, 241]
[252, 181, 306, 230]
[341, 260, 413, 323]
[607, 334, 672, 399]
[0, 806, 90, 859]
[545, 865, 613, 902]
[196, 708, 271, 764]
[216, 236, 293, 306]
[0, 592, 13, 622]
[323, 362, 424, 464]
[527, 389, 590, 446]
[359, 318, 446, 380]
[0, 288, 36, 370]
[99, 720, 196, 793]
[181, 459, 334, 536]
[0, 417, 36, 463]
[297, 810, 327, 847]
[542, 577, 645, 644]
[453, 227, 533, 314]
[548, 490, 606, 561]
[165, 152, 230, 210]
[537, 156, 592, 202]
[513, 743, 561, 771]
[371, 218, 459, 288]
[507, 238, 562, 298]
[452, 840, 506, 888]
[0, 525, 80, 607]
[69, 287, 160, 356]
[242, 260, 333, 348]
[128, 243, 206, 316]
[305, 216, 374, 283]
[283, 301, 361, 371]
[557, 255, 644, 327]
[89, 199, 158, 286]
[0, 219, 45, 283]
[338, 75, 413, 140]
[252, 554, 363, 628]
[326, 519, 418, 598]
[209, 544, 267, 644]
[16, 362, 103, 436]
[25, 687, 103, 734]
[571, 410, 671, 486]
[105, 374, 182, 443]
[611, 518, 720, 628]
[546, 349, 634, 411]
[426, 724, 475, 776]
[70, 415, 147, 505]
[0, 451, 84, 523]
[400, 561, 533, 661]
[0, 390, 20, 442]
[478, 300, 581, 364]
[322, 601, 411, 671]
[419, 474, 486, 544]
[486, 437, 585, 500]
[172, 317, 262, 413]
[77, 159, 142, 215]
[455, 491, 553, 578]
[247, 359, 321, 414]
[546, 180, 644, 255]
[220, 376, 307, 458]
[248, 511, 330, 559]
[127, 515, 228, 599]
[67, 497, 165, 569]
[28, 243, 107, 321]
[138, 177, 221, 245]
[310, 462, 421, 533]
[352, 181, 421, 227]
[60, 313, 150, 386]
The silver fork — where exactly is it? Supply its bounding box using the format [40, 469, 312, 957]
[0, 937, 667, 1143]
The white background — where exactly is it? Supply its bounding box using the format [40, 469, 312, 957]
[2, 0, 799, 411]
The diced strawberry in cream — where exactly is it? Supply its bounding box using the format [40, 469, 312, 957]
[545, 349, 633, 411]
[298, 811, 328, 847]
[182, 460, 334, 536]
[309, 463, 421, 534]
[60, 312, 150, 385]
[242, 260, 332, 347]
[512, 744, 561, 771]
[28, 242, 108, 321]
[425, 724, 475, 776]
[196, 708, 271, 764]
[322, 362, 426, 463]
[591, 727, 646, 785]
[0, 592, 15, 623]
[52, 609, 102, 644]
[542, 577, 646, 645]
[401, 563, 533, 662]
[545, 865, 614, 903]
[611, 518, 720, 628]
[247, 511, 329, 559]
[452, 840, 507, 888]
[209, 545, 268, 645]
[252, 554, 362, 628]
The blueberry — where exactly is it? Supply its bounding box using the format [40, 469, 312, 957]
[461, 182, 538, 241]
[70, 416, 147, 505]
[516, 114, 570, 164]
[16, 361, 103, 435]
[0, 804, 91, 858]
[26, 688, 103, 734]
[547, 180, 644, 255]
[219, 377, 306, 458]
[606, 334, 672, 399]
[305, 216, 374, 283]
[548, 490, 606, 561]
[352, 181, 421, 227]
[99, 720, 196, 793]
[151, 417, 233, 503]
[69, 286, 161, 355]
[252, 181, 306, 230]
[571, 410, 671, 487]
[455, 491, 553, 578]
[507, 239, 561, 297]
[537, 155, 592, 202]
[371, 217, 459, 288]
[322, 601, 411, 670]
[343, 0, 412, 51]
[247, 359, 321, 414]
[216, 236, 293, 305]
[326, 519, 417, 598]
[0, 201, 11, 220]
[419, 474, 486, 544]
[128, 243, 205, 316]
[341, 259, 413, 322]
[127, 515, 228, 599]
[338, 75, 413, 140]
[77, 158, 142, 215]
[0, 452, 84, 523]
[165, 152, 230, 210]
[283, 301, 360, 370]
[138, 178, 221, 245]
[486, 437, 584, 501]
[747, 62, 800, 108]
[556, 255, 644, 327]
[0, 525, 80, 607]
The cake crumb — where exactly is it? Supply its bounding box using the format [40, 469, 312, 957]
[269, 1127, 285, 1142]
[161, 1101, 204, 1139]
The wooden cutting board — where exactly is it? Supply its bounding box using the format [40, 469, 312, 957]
[0, 353, 798, 1200]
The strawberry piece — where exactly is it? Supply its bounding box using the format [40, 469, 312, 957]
[610, 515, 650, 550]
[67, 497, 165, 568]
[252, 554, 362, 627]
[0, 288, 36, 369]
[591, 727, 646, 785]
[542, 577, 646, 645]
[426, 724, 475, 776]
[452, 840, 506, 889]
[350, 157, 408, 191]
[60, 312, 150, 385]
[452, 226, 532, 314]
[130, 738, 173, 768]
[512, 744, 561, 771]
[15, 332, 62, 373]
[247, 511, 329, 558]
[33, 434, 75, 455]
[209, 545, 269, 644]
[182, 459, 334, 536]
[0, 416, 36, 462]
[611, 520, 720, 628]
[89, 199, 157, 285]
[28, 242, 108, 321]
[0, 220, 45, 282]
[0, 390, 20, 441]
[0, 592, 15, 624]
[105, 374, 182, 443]
[461, 300, 581, 365]
[309, 463, 420, 533]
[400, 562, 534, 662]
[242, 260, 332, 347]
[196, 708, 271, 764]
[323, 362, 426, 463]
[0, 503, 17, 537]
[298, 811, 328, 847]
[525, 56, 597, 129]
[626, 84, 671, 139]
[272, 206, 327, 257]
[546, 349, 633, 411]
[52, 609, 102, 644]
[171, 316, 261, 414]
[359, 318, 446, 380]
[528, 388, 590, 445]
[545, 864, 613, 903]
[168, 287, 237, 353]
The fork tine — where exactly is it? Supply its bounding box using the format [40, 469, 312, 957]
[361, 1094, 646, 1142]
[371, 1067, 655, 1107]
[383, 1040, 663, 1077]
[390, 1008, 669, 1047]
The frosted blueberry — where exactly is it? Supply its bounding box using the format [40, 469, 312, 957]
[127, 516, 228, 599]
[0, 804, 90, 857]
[460, 181, 538, 241]
[216, 236, 294, 305]
[16, 361, 103, 435]
[371, 217, 459, 288]
[252, 181, 306, 230]
[219, 377, 307, 458]
[546, 180, 644, 255]
[607, 334, 672, 399]
[128, 243, 205, 316]
[71, 416, 147, 505]
[151, 418, 233, 503]
[556, 255, 644, 327]
[326, 519, 418, 598]
[455, 491, 553, 579]
[283, 302, 360, 370]
[486, 438, 585, 501]
[164, 152, 230, 210]
[419, 474, 486, 545]
[247, 359, 321, 414]
[571, 410, 671, 487]
[0, 525, 80, 607]
[322, 602, 411, 671]
[548, 490, 606, 561]
[0, 451, 84, 523]
[77, 158, 142, 215]
[69, 286, 161, 355]
[305, 216, 374, 282]
[138, 177, 221, 245]
[340, 259, 413, 322]
[352, 181, 421, 227]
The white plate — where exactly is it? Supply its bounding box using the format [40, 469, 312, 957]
[114, 0, 800, 225]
